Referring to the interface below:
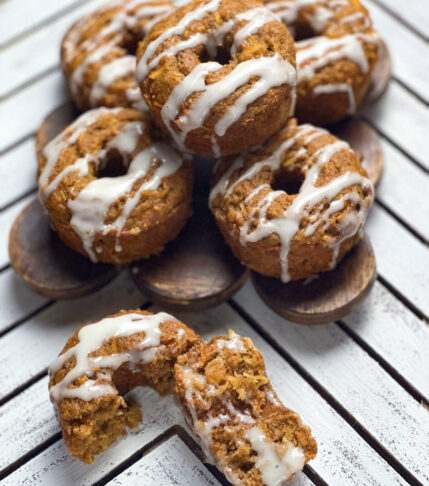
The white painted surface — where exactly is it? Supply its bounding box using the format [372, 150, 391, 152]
[0, 1, 428, 485]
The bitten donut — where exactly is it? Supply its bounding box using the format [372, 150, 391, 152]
[174, 331, 317, 485]
[62, 0, 175, 111]
[210, 119, 374, 282]
[37, 107, 193, 263]
[136, 0, 296, 156]
[264, 0, 380, 125]
[49, 309, 201, 463]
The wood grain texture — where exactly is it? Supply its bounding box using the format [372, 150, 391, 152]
[234, 282, 429, 485]
[252, 235, 376, 325]
[130, 194, 249, 310]
[2, 303, 406, 486]
[9, 199, 120, 299]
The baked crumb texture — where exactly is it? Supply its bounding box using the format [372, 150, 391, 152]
[37, 107, 193, 264]
[210, 118, 374, 282]
[264, 0, 380, 124]
[61, 0, 175, 111]
[136, 0, 297, 156]
[174, 330, 317, 485]
[48, 309, 201, 463]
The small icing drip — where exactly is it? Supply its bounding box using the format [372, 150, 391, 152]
[108, 120, 143, 153]
[177, 328, 185, 340]
[125, 86, 149, 111]
[296, 34, 372, 82]
[245, 426, 305, 485]
[68, 141, 183, 262]
[265, 0, 320, 26]
[313, 82, 356, 114]
[265, 389, 281, 406]
[49, 312, 175, 402]
[340, 11, 370, 29]
[309, 6, 333, 31]
[89, 55, 136, 106]
[231, 8, 279, 54]
[216, 331, 245, 352]
[211, 126, 373, 282]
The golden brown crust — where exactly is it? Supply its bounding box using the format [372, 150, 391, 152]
[49, 309, 201, 463]
[210, 119, 374, 281]
[37, 107, 193, 263]
[61, 0, 175, 110]
[264, 0, 380, 125]
[136, 0, 296, 156]
[174, 332, 317, 484]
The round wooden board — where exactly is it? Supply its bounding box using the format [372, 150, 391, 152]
[333, 118, 384, 187]
[130, 195, 249, 311]
[9, 199, 121, 299]
[251, 234, 376, 325]
[37, 101, 79, 147]
[363, 39, 392, 105]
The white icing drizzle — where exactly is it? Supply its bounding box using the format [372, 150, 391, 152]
[313, 82, 356, 113]
[66, 0, 175, 105]
[68, 140, 183, 262]
[49, 311, 175, 403]
[210, 125, 373, 282]
[340, 11, 370, 29]
[245, 426, 305, 485]
[39, 109, 183, 262]
[136, 0, 296, 153]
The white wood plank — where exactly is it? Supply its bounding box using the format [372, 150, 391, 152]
[0, 0, 105, 98]
[0, 138, 36, 210]
[0, 194, 34, 269]
[0, 268, 49, 334]
[343, 281, 429, 401]
[234, 283, 429, 485]
[364, 0, 429, 102]
[372, 0, 429, 41]
[1, 303, 406, 486]
[376, 137, 429, 241]
[0, 0, 85, 47]
[107, 435, 222, 486]
[0, 376, 56, 471]
[0, 271, 143, 400]
[361, 81, 429, 170]
[367, 204, 429, 317]
[0, 70, 68, 153]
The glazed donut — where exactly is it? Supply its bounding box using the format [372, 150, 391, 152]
[174, 331, 317, 485]
[49, 309, 201, 463]
[37, 107, 193, 263]
[264, 0, 380, 125]
[210, 119, 373, 282]
[136, 0, 297, 156]
[61, 0, 176, 111]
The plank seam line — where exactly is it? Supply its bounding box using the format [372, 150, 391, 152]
[0, 133, 36, 158]
[0, 300, 54, 339]
[0, 188, 37, 214]
[369, 0, 429, 42]
[0, 432, 61, 482]
[336, 319, 427, 403]
[0, 0, 100, 51]
[376, 275, 428, 322]
[228, 299, 424, 486]
[362, 116, 429, 174]
[374, 200, 428, 245]
[392, 78, 429, 107]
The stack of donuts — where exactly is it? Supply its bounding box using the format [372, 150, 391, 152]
[37, 0, 379, 284]
[39, 0, 383, 483]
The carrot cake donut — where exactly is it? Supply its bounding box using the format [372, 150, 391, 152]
[49, 309, 201, 463]
[174, 330, 317, 485]
[136, 0, 296, 156]
[62, 0, 176, 111]
[37, 107, 193, 263]
[264, 0, 380, 125]
[210, 119, 374, 282]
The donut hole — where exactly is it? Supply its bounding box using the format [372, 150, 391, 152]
[96, 150, 130, 178]
[198, 45, 232, 65]
[271, 171, 304, 195]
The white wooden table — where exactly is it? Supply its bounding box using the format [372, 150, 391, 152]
[0, 1, 428, 485]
